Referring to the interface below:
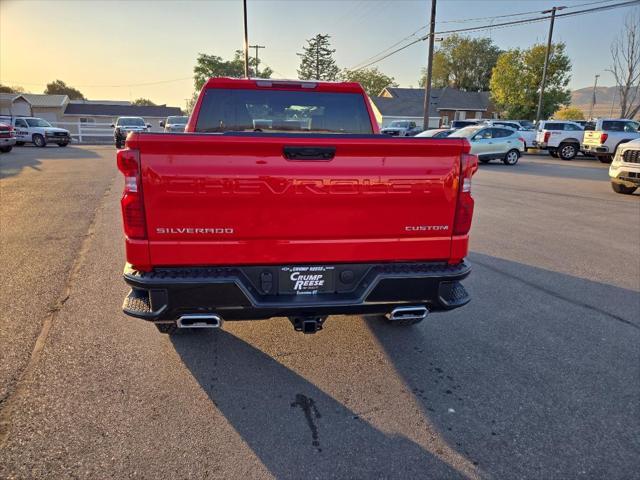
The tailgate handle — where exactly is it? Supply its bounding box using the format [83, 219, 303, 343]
[283, 146, 336, 161]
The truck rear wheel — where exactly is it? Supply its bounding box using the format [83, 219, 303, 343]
[549, 150, 558, 158]
[599, 155, 613, 164]
[558, 142, 578, 160]
[33, 134, 46, 148]
[155, 323, 178, 334]
[611, 182, 637, 195]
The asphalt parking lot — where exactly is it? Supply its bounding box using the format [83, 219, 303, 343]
[1, 145, 639, 479]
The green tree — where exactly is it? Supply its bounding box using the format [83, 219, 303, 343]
[419, 35, 501, 91]
[297, 34, 339, 81]
[339, 67, 398, 96]
[418, 51, 450, 89]
[490, 43, 571, 119]
[193, 50, 272, 92]
[554, 106, 585, 120]
[44, 79, 85, 100]
[0, 84, 25, 93]
[132, 98, 156, 106]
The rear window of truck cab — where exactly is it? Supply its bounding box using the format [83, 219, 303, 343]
[195, 88, 373, 134]
[602, 120, 639, 133]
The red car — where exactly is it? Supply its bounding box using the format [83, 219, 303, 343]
[118, 78, 477, 334]
[0, 122, 16, 153]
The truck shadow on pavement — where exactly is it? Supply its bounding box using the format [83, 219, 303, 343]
[0, 145, 102, 179]
[171, 253, 639, 479]
[366, 252, 640, 479]
[170, 330, 471, 479]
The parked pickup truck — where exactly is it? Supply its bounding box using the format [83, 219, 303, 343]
[0, 116, 71, 147]
[534, 120, 584, 160]
[118, 78, 477, 335]
[380, 120, 422, 137]
[582, 118, 640, 163]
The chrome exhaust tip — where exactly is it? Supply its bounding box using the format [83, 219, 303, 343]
[389, 305, 429, 321]
[176, 314, 223, 329]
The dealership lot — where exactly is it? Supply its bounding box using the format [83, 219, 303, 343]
[1, 146, 639, 478]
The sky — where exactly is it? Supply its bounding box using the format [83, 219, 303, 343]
[1, 0, 636, 109]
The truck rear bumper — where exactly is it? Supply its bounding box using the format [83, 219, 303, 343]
[582, 144, 609, 154]
[122, 261, 471, 322]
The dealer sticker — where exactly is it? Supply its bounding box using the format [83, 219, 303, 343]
[279, 265, 335, 295]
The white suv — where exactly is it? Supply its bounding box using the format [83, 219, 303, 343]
[535, 120, 584, 160]
[609, 138, 640, 195]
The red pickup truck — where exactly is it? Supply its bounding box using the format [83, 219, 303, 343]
[118, 78, 477, 334]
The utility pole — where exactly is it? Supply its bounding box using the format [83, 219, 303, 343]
[423, 0, 437, 129]
[535, 6, 566, 123]
[243, 0, 249, 78]
[249, 44, 266, 76]
[588, 74, 599, 120]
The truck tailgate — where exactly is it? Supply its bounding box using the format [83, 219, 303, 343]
[583, 130, 602, 145]
[132, 133, 469, 266]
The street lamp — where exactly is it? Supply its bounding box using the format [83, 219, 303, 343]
[588, 74, 600, 120]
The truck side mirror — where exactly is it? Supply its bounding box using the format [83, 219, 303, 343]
[146, 124, 152, 129]
[110, 124, 115, 128]
[159, 121, 165, 127]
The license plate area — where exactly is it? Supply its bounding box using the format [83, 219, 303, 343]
[278, 265, 336, 295]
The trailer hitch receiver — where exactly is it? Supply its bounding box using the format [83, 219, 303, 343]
[289, 316, 328, 334]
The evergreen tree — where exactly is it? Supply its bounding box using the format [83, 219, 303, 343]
[297, 34, 339, 81]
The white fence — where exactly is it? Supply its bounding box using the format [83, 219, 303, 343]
[51, 121, 113, 143]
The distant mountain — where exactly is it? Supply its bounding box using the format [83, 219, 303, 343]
[570, 86, 639, 118]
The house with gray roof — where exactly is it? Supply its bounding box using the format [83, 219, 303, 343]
[1, 93, 182, 141]
[369, 87, 497, 129]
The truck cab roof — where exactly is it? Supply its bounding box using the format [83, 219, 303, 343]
[202, 77, 367, 94]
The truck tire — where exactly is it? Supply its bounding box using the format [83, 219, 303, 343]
[558, 142, 578, 160]
[549, 150, 558, 158]
[16, 141, 25, 146]
[503, 149, 520, 165]
[33, 134, 46, 148]
[155, 323, 178, 334]
[57, 141, 69, 147]
[0, 146, 12, 153]
[599, 155, 613, 164]
[611, 182, 637, 195]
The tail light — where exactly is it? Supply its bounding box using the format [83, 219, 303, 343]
[116, 148, 147, 239]
[543, 131, 550, 143]
[453, 153, 478, 236]
[600, 133, 608, 143]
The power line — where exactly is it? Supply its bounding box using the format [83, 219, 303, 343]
[436, 0, 618, 24]
[351, 0, 620, 70]
[347, 0, 640, 72]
